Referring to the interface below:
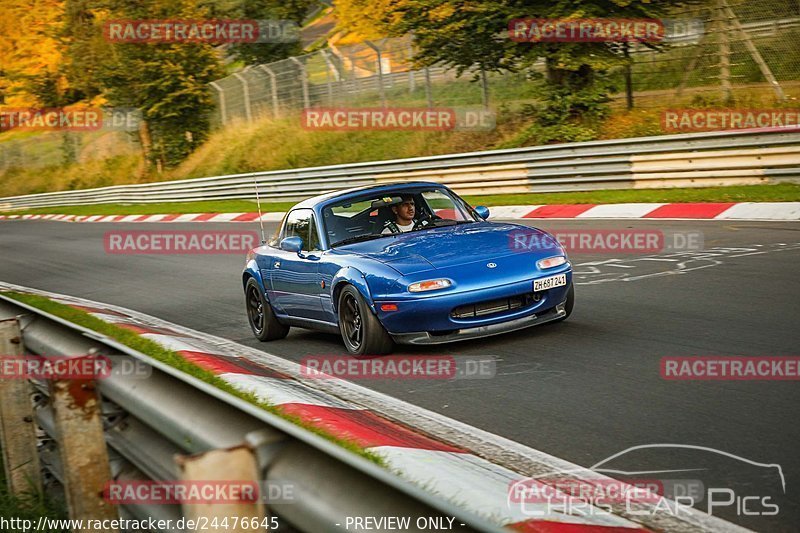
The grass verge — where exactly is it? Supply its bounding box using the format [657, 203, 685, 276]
[2, 183, 799, 217]
[0, 291, 385, 466]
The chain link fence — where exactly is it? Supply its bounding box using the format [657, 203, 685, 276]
[209, 0, 800, 127]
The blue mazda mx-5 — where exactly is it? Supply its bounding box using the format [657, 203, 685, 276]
[242, 182, 574, 354]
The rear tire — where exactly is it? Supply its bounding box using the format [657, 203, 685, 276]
[338, 285, 394, 355]
[245, 278, 289, 341]
[553, 282, 574, 323]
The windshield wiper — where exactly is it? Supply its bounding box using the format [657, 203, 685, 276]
[331, 233, 388, 247]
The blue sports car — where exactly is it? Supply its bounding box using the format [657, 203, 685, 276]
[243, 182, 573, 354]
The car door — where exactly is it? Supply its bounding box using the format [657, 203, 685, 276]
[268, 209, 324, 321]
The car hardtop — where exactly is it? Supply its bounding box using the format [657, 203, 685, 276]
[290, 181, 451, 215]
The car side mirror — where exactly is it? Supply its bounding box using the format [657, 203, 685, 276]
[474, 206, 490, 220]
[280, 236, 303, 253]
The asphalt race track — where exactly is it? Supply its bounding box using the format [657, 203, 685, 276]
[1, 218, 798, 531]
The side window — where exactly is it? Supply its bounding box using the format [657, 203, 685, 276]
[277, 209, 321, 251]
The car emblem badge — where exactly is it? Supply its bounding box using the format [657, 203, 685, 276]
[487, 262, 497, 269]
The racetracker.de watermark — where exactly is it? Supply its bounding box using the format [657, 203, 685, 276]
[661, 356, 800, 380]
[509, 477, 666, 505]
[509, 18, 665, 42]
[662, 109, 800, 132]
[104, 480, 294, 505]
[300, 107, 496, 131]
[0, 107, 141, 132]
[103, 19, 299, 43]
[300, 355, 496, 380]
[104, 230, 259, 255]
[509, 229, 704, 254]
[0, 355, 150, 380]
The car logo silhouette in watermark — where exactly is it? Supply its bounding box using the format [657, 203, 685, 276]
[508, 444, 784, 520]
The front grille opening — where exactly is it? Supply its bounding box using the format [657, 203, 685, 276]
[451, 292, 542, 319]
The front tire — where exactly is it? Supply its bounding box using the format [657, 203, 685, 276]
[338, 285, 394, 355]
[245, 278, 289, 341]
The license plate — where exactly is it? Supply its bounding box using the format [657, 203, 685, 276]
[534, 273, 567, 292]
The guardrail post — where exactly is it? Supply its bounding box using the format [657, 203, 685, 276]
[177, 445, 265, 530]
[50, 354, 119, 529]
[0, 318, 42, 496]
[290, 57, 310, 109]
[258, 65, 280, 118]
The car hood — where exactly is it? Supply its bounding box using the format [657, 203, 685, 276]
[343, 222, 560, 275]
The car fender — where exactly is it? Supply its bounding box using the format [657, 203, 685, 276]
[243, 258, 268, 297]
[331, 266, 375, 313]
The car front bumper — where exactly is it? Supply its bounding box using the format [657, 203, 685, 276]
[390, 296, 568, 345]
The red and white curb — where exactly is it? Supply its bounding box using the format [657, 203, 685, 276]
[0, 281, 751, 533]
[0, 212, 286, 223]
[2, 202, 799, 223]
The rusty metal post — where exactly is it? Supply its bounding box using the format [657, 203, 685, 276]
[0, 318, 42, 496]
[50, 354, 118, 530]
[177, 445, 265, 532]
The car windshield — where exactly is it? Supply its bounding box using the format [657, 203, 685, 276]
[323, 188, 478, 247]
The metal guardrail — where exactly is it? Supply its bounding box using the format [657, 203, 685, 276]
[0, 295, 503, 533]
[1, 128, 799, 210]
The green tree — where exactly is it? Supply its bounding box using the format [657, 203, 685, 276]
[362, 0, 679, 142]
[205, 0, 313, 65]
[99, 0, 223, 169]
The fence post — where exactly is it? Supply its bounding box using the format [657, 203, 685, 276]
[623, 43, 634, 110]
[320, 50, 336, 105]
[233, 72, 253, 122]
[424, 67, 433, 108]
[50, 354, 119, 529]
[177, 445, 265, 529]
[258, 65, 280, 118]
[407, 41, 416, 93]
[722, 0, 785, 100]
[365, 41, 387, 107]
[0, 318, 42, 497]
[290, 57, 311, 109]
[480, 68, 490, 109]
[209, 82, 227, 126]
[716, 0, 732, 102]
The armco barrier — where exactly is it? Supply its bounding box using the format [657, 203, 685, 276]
[0, 293, 503, 533]
[0, 284, 753, 532]
[1, 128, 799, 210]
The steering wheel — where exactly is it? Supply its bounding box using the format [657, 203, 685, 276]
[412, 212, 441, 231]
